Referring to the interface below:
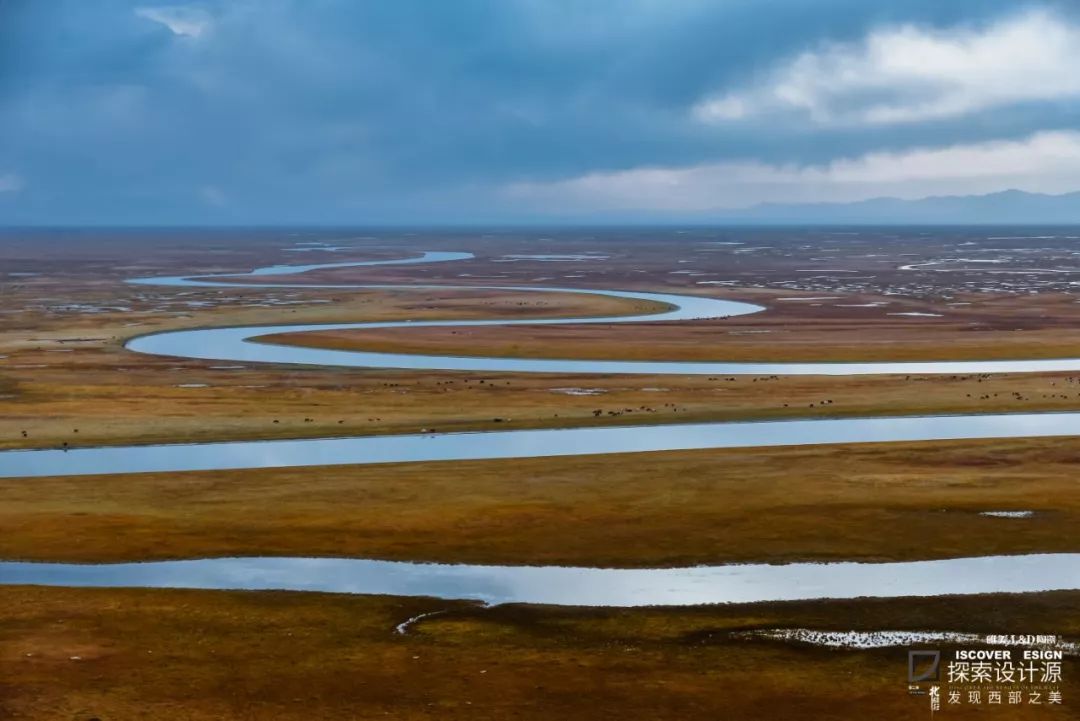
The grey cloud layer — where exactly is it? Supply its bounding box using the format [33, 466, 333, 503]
[0, 0, 1074, 223]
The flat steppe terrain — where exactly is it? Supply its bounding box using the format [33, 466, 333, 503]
[3, 586, 1076, 721]
[1, 228, 1078, 720]
[3, 437, 1078, 566]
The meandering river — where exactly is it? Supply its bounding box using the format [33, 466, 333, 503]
[3, 250, 1078, 606]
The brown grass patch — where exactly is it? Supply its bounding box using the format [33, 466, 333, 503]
[0, 585, 1076, 720]
[2, 437, 1078, 566]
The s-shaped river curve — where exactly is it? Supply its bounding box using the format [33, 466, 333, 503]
[125, 251, 1080, 376]
[10, 248, 1080, 478]
[4, 250, 1080, 608]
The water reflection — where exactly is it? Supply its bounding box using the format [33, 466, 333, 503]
[1, 553, 1076, 606]
[8, 253, 1079, 606]
[5, 412, 1080, 478]
[127, 251, 477, 286]
[121, 251, 1080, 375]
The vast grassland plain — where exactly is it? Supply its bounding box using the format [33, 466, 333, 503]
[1, 227, 1078, 719]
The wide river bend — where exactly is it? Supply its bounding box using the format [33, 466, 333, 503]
[3, 250, 1078, 607]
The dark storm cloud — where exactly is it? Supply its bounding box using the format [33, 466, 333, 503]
[0, 0, 1076, 223]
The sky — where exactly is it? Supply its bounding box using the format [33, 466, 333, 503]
[3, 0, 1080, 224]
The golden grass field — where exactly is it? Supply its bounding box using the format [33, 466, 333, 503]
[9, 286, 1080, 453]
[2, 586, 1076, 720]
[2, 437, 1079, 566]
[1, 233, 1078, 719]
[269, 288, 1080, 362]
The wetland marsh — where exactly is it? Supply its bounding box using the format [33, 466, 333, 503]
[2, 227, 1079, 719]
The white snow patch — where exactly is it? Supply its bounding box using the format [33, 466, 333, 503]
[737, 629, 1078, 652]
[551, 387, 606, 396]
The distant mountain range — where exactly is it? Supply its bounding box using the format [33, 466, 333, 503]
[720, 189, 1080, 224]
